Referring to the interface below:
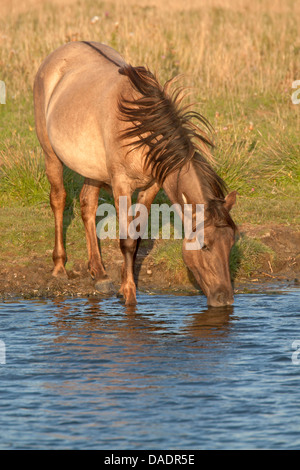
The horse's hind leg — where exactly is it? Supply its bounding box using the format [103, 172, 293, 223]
[80, 179, 115, 295]
[45, 152, 67, 277]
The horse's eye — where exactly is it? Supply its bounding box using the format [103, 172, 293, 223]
[202, 244, 210, 251]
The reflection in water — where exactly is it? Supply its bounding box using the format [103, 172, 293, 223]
[41, 296, 235, 399]
[184, 306, 233, 339]
[51, 296, 234, 339]
[47, 296, 235, 364]
[1, 291, 300, 449]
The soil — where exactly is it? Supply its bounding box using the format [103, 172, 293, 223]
[0, 224, 299, 300]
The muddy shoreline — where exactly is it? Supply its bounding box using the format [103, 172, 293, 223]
[0, 224, 299, 300]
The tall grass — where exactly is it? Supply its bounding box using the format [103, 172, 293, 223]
[0, 143, 83, 207]
[0, 0, 299, 222]
[1, 0, 299, 97]
[0, 144, 49, 205]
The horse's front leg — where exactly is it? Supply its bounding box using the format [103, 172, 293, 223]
[119, 237, 138, 305]
[80, 178, 114, 295]
[133, 183, 160, 264]
[113, 187, 137, 305]
[114, 183, 160, 305]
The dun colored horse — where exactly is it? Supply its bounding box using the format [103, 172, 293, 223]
[34, 41, 237, 307]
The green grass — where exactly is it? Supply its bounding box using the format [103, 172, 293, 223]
[0, 96, 36, 151]
[0, 0, 299, 284]
[0, 147, 50, 205]
[1, 84, 299, 222]
[151, 233, 275, 282]
[229, 235, 275, 279]
[151, 240, 186, 274]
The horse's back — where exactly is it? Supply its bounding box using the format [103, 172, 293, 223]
[34, 42, 128, 181]
[34, 41, 126, 107]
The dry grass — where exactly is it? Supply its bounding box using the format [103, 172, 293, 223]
[1, 0, 299, 95]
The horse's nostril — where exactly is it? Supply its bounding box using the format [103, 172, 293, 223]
[216, 293, 227, 306]
[208, 288, 234, 307]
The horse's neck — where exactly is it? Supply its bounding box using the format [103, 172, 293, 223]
[162, 162, 207, 208]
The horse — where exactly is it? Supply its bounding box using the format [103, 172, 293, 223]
[33, 41, 237, 307]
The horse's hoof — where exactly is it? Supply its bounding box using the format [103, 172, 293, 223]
[95, 279, 116, 295]
[52, 268, 68, 279]
[116, 293, 136, 306]
[125, 298, 137, 306]
[117, 285, 136, 305]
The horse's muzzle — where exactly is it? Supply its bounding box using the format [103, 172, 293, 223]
[207, 287, 234, 307]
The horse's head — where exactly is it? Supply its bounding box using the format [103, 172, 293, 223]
[182, 191, 237, 307]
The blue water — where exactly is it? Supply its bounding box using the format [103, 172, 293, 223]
[0, 290, 300, 450]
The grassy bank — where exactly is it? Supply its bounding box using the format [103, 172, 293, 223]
[0, 0, 299, 286]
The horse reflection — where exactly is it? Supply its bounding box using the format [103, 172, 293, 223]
[49, 297, 234, 347]
[184, 305, 234, 340]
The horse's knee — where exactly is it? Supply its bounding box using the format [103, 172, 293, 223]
[79, 183, 100, 223]
[120, 237, 136, 255]
[79, 195, 92, 223]
[50, 185, 66, 210]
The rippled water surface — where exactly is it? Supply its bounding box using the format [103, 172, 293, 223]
[0, 289, 300, 449]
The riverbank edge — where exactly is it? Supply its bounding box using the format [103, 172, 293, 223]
[0, 223, 299, 301]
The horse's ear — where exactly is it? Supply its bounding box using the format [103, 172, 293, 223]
[182, 193, 189, 205]
[224, 191, 237, 212]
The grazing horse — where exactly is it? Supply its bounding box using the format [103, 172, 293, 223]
[33, 41, 237, 307]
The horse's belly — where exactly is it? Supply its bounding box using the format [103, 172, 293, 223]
[47, 116, 111, 183]
[55, 145, 109, 182]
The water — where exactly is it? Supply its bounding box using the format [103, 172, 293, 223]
[0, 289, 299, 450]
